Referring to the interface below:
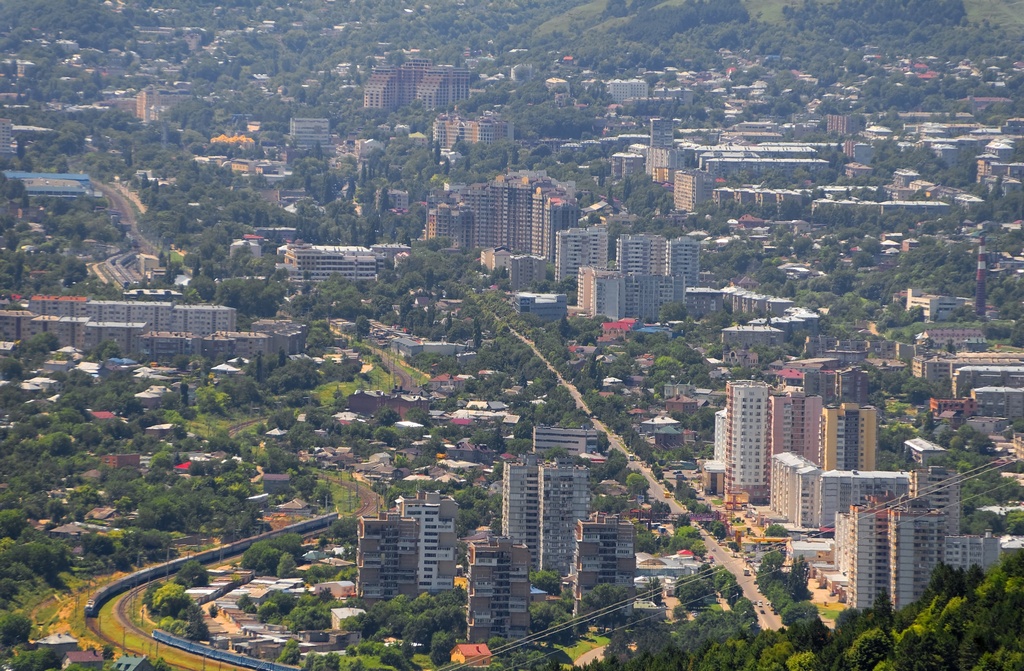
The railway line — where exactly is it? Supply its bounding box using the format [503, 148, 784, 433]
[82, 478, 377, 669]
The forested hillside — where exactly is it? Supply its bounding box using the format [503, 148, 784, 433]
[578, 551, 1024, 671]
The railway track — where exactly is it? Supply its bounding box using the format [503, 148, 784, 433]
[83, 479, 375, 669]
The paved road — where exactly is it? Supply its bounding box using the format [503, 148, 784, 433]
[505, 325, 783, 631]
[574, 645, 606, 667]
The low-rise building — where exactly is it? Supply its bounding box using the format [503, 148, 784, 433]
[514, 293, 567, 321]
[280, 243, 384, 282]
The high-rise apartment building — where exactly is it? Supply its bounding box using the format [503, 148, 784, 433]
[674, 169, 714, 211]
[909, 466, 961, 536]
[818, 470, 910, 529]
[889, 507, 946, 609]
[769, 453, 821, 528]
[502, 457, 541, 566]
[425, 202, 474, 248]
[502, 456, 589, 572]
[577, 267, 625, 320]
[357, 511, 420, 603]
[667, 236, 701, 288]
[539, 461, 591, 575]
[943, 533, 1001, 571]
[714, 409, 728, 462]
[724, 380, 771, 503]
[555, 227, 608, 281]
[427, 171, 578, 259]
[572, 513, 636, 615]
[576, 269, 683, 321]
[357, 493, 459, 603]
[466, 537, 531, 642]
[768, 392, 824, 465]
[650, 118, 674, 149]
[616, 234, 667, 275]
[508, 254, 547, 291]
[396, 492, 458, 593]
[363, 58, 470, 110]
[836, 498, 893, 610]
[822, 403, 877, 471]
[0, 118, 12, 154]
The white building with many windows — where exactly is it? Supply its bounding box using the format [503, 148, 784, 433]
[724, 380, 771, 503]
[280, 243, 384, 282]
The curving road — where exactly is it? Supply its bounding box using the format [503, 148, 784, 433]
[503, 325, 783, 631]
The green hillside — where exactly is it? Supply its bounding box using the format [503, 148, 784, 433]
[584, 551, 1024, 671]
[744, 0, 1024, 27]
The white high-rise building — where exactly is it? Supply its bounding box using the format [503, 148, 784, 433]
[667, 237, 701, 288]
[616, 234, 667, 275]
[396, 492, 459, 593]
[836, 501, 892, 610]
[724, 380, 771, 503]
[577, 267, 625, 319]
[714, 409, 728, 462]
[818, 470, 910, 529]
[556, 227, 608, 281]
[503, 457, 541, 567]
[769, 453, 821, 528]
[889, 507, 946, 609]
[502, 455, 589, 572]
[539, 460, 590, 575]
[943, 534, 1001, 571]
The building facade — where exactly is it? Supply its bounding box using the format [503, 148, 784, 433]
[363, 59, 470, 110]
[768, 392, 824, 465]
[822, 403, 877, 471]
[280, 244, 384, 282]
[466, 537, 531, 642]
[572, 513, 636, 614]
[555, 227, 609, 281]
[724, 380, 771, 504]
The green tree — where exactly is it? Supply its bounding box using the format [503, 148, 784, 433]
[430, 631, 455, 667]
[0, 612, 31, 646]
[151, 582, 191, 619]
[175, 560, 209, 588]
[279, 639, 301, 665]
[530, 570, 562, 597]
[626, 472, 649, 498]
[277, 553, 298, 578]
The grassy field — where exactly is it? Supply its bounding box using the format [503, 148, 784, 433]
[535, 0, 610, 36]
[97, 595, 249, 671]
[556, 634, 610, 661]
[742, 0, 1024, 26]
[816, 602, 847, 622]
[315, 363, 392, 404]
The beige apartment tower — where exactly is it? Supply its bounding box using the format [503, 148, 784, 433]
[822, 403, 877, 471]
[466, 537, 531, 642]
[572, 513, 636, 615]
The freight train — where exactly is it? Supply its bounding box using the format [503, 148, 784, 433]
[84, 513, 338, 617]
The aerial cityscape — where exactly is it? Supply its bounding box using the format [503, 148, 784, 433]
[2, 1, 1024, 671]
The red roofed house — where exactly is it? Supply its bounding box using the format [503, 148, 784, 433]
[602, 319, 638, 341]
[63, 651, 105, 670]
[450, 644, 492, 667]
[89, 410, 117, 421]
